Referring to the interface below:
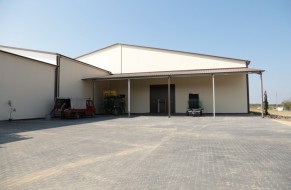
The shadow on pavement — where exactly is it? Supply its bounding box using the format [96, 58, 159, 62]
[0, 113, 256, 145]
[0, 115, 129, 145]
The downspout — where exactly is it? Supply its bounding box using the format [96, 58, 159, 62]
[246, 74, 250, 113]
[93, 80, 96, 107]
[55, 54, 61, 98]
[246, 61, 250, 114]
[51, 54, 61, 117]
[54, 65, 58, 98]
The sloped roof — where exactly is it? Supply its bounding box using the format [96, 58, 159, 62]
[84, 67, 264, 81]
[0, 50, 56, 67]
[0, 45, 57, 55]
[76, 43, 250, 64]
[0, 45, 111, 73]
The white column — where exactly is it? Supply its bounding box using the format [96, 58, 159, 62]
[93, 80, 96, 107]
[212, 74, 216, 118]
[168, 76, 171, 118]
[128, 79, 131, 117]
[260, 73, 264, 118]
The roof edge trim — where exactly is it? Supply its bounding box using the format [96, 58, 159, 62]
[83, 67, 264, 81]
[0, 50, 57, 67]
[0, 44, 57, 55]
[58, 54, 111, 74]
[75, 43, 120, 59]
[76, 43, 250, 63]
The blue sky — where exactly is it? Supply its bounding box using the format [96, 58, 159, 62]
[1, 0, 290, 104]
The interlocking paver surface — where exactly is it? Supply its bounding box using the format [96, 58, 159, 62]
[0, 116, 291, 189]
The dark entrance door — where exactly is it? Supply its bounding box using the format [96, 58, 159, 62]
[150, 84, 175, 114]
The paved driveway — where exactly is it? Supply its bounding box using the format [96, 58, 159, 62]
[0, 116, 291, 190]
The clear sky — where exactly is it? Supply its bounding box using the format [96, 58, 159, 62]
[1, 0, 290, 104]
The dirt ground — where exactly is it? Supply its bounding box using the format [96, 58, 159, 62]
[250, 107, 291, 117]
[250, 107, 291, 127]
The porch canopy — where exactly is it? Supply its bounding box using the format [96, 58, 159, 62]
[83, 67, 265, 118]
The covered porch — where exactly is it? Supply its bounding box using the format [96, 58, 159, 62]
[84, 68, 265, 118]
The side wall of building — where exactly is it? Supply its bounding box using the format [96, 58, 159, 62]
[0, 52, 56, 120]
[77, 45, 121, 74]
[59, 57, 109, 101]
[122, 46, 247, 73]
[95, 74, 248, 114]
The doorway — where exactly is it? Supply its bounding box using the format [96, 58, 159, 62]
[150, 84, 175, 113]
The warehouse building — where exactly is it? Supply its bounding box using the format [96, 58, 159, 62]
[77, 44, 264, 117]
[0, 44, 264, 120]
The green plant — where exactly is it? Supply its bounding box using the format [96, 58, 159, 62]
[282, 98, 291, 111]
[8, 100, 16, 121]
[263, 91, 269, 115]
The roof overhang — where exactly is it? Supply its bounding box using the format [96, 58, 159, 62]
[83, 67, 264, 81]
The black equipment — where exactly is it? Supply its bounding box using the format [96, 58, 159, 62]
[103, 94, 126, 115]
[186, 94, 203, 116]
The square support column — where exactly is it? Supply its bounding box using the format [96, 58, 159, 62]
[212, 74, 216, 118]
[128, 79, 131, 118]
[168, 76, 171, 118]
[92, 80, 96, 106]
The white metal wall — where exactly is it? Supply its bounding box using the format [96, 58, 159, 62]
[77, 44, 247, 74]
[122, 46, 246, 73]
[59, 57, 109, 99]
[77, 45, 121, 74]
[0, 52, 56, 120]
[173, 75, 248, 113]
